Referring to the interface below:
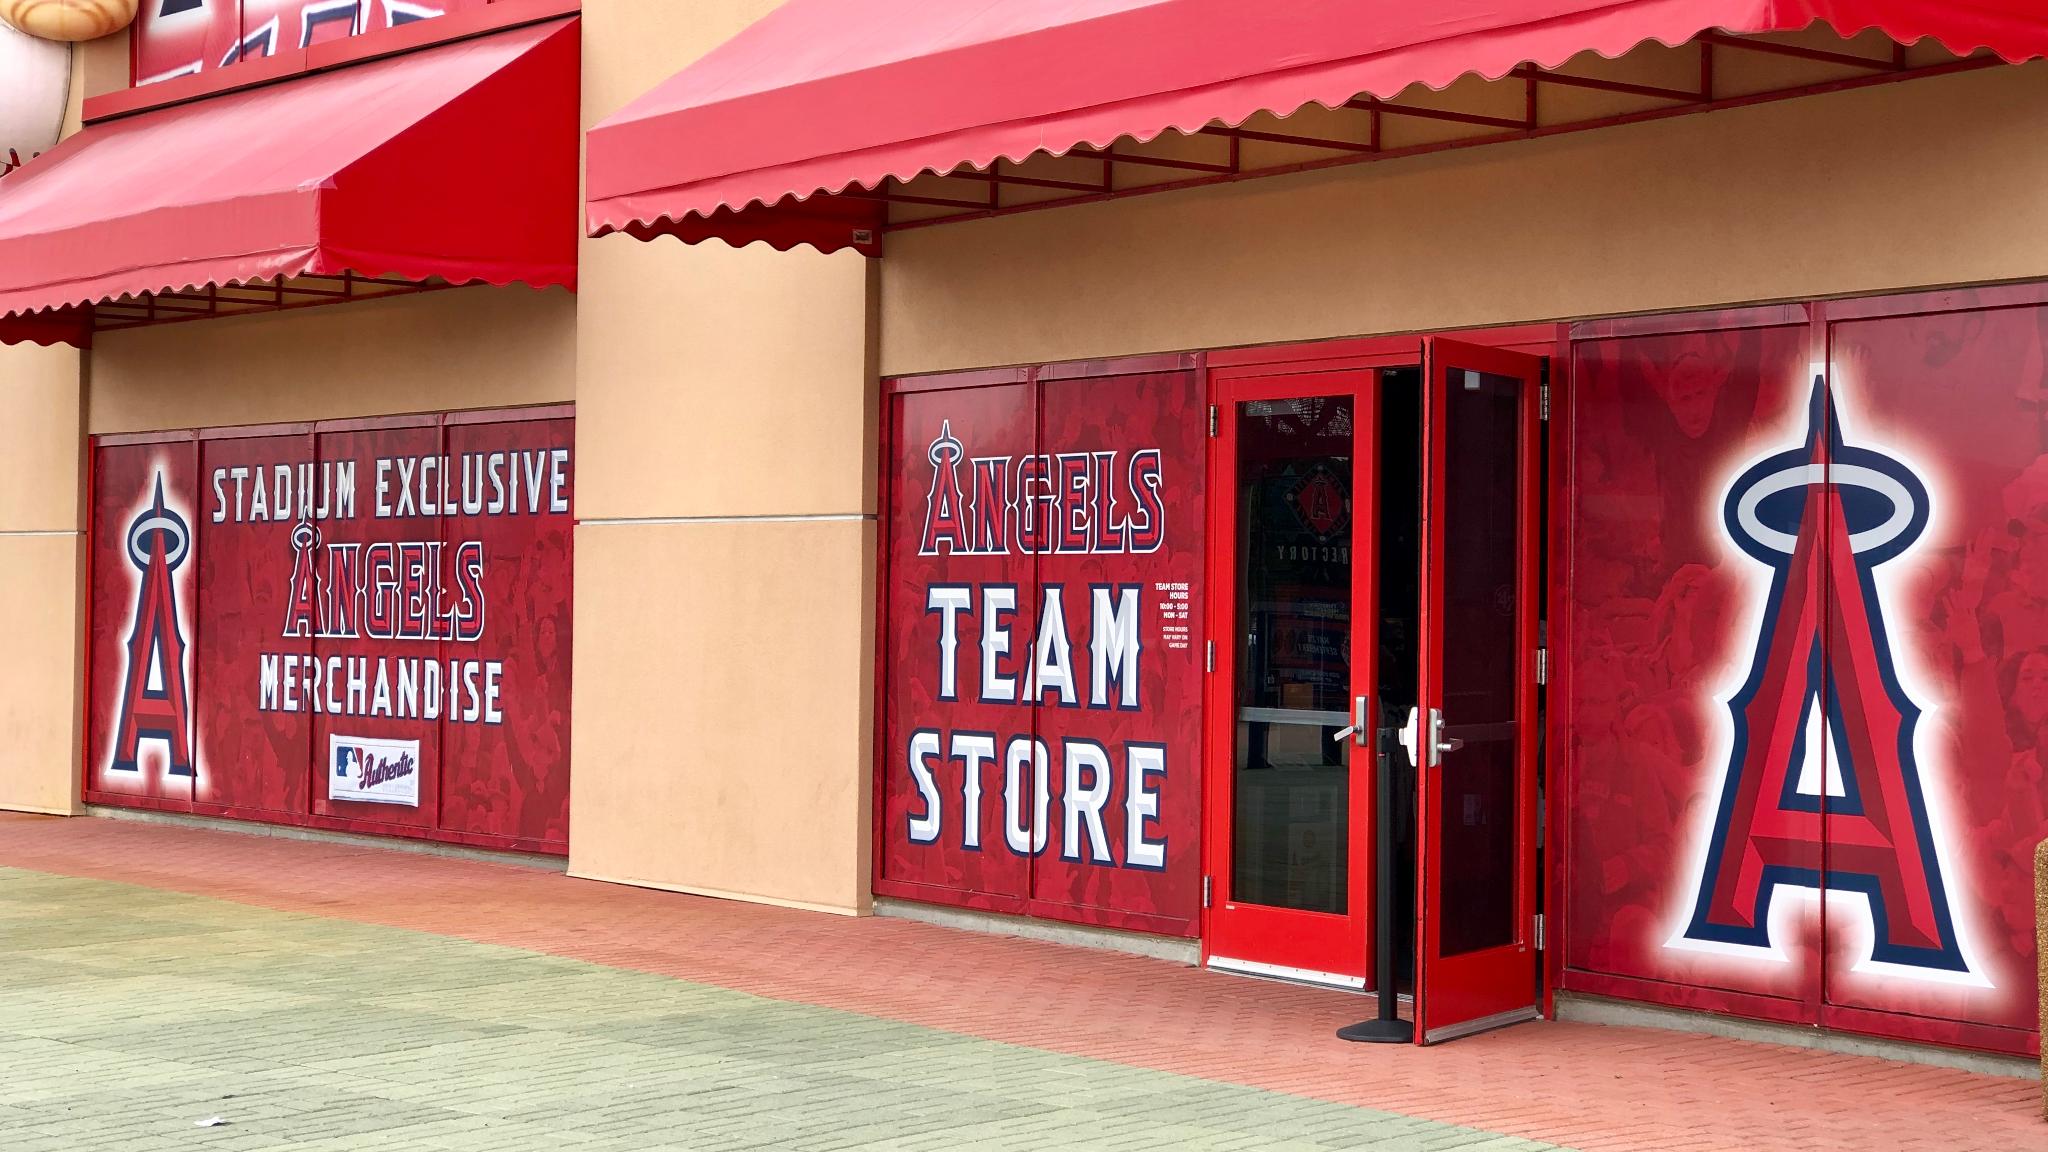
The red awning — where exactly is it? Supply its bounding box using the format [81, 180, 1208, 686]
[0, 18, 578, 342]
[585, 0, 2048, 256]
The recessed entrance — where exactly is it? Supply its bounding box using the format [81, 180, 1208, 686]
[1203, 338, 1543, 1044]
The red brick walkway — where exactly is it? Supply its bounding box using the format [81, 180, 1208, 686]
[2, 812, 2037, 1151]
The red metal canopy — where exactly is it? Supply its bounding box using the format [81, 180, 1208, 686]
[585, 0, 2048, 256]
[0, 18, 578, 345]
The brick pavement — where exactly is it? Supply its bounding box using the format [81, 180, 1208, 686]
[0, 867, 1545, 1151]
[0, 813, 2039, 1151]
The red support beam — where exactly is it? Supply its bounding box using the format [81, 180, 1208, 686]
[1695, 29, 1906, 72]
[1345, 96, 1530, 132]
[88, 274, 457, 333]
[1199, 124, 1377, 153]
[847, 188, 995, 211]
[1066, 146, 1236, 175]
[1512, 63, 1705, 103]
[949, 169, 1112, 194]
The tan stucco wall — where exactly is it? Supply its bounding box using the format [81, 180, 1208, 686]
[576, 242, 876, 519]
[571, 519, 875, 911]
[881, 62, 2048, 376]
[569, 0, 878, 913]
[89, 286, 575, 434]
[0, 342, 85, 815]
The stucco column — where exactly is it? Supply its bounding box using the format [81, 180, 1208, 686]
[0, 0, 129, 816]
[569, 0, 878, 913]
[2037, 838, 2046, 1112]
[0, 341, 87, 814]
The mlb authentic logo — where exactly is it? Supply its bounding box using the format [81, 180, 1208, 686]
[329, 734, 420, 807]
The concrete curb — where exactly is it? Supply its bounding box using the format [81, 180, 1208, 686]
[84, 805, 566, 871]
[1557, 992, 2039, 1080]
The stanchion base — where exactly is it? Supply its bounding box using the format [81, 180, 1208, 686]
[1336, 1018, 1414, 1044]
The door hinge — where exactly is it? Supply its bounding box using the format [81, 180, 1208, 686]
[1206, 640, 1215, 673]
[1539, 383, 1552, 422]
[1208, 404, 1219, 437]
[1534, 913, 1546, 951]
[1535, 647, 1548, 687]
[1203, 875, 1213, 909]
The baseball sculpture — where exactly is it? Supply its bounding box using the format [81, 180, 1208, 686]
[0, 0, 138, 42]
[0, 0, 136, 176]
[0, 16, 70, 170]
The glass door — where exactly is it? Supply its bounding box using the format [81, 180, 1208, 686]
[1410, 338, 1543, 1042]
[1204, 368, 1377, 986]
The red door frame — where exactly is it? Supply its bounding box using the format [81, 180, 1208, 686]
[1199, 324, 1564, 998]
[1201, 361, 1383, 985]
[1413, 337, 1545, 1043]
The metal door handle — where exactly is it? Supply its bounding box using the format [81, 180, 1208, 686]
[1431, 709, 1464, 763]
[1330, 696, 1368, 746]
[1401, 707, 1461, 768]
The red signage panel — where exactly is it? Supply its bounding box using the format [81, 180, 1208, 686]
[306, 422, 444, 832]
[86, 408, 573, 854]
[1564, 303, 2048, 1054]
[1562, 324, 1816, 1011]
[1028, 372, 1204, 933]
[133, 0, 240, 86]
[193, 430, 315, 818]
[437, 415, 574, 844]
[87, 439, 201, 809]
[1819, 301, 2047, 1044]
[133, 0, 488, 86]
[880, 366, 1204, 935]
[882, 379, 1038, 907]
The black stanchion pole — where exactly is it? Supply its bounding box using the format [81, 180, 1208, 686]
[1337, 728, 1413, 1043]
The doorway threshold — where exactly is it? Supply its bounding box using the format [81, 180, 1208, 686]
[1206, 955, 1368, 992]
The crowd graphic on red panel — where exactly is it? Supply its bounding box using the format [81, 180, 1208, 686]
[1567, 305, 2048, 1042]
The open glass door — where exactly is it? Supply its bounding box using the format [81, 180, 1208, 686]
[1410, 337, 1543, 1043]
[1204, 368, 1377, 988]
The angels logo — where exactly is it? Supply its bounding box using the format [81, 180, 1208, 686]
[1286, 465, 1349, 543]
[918, 421, 1166, 557]
[1676, 380, 1973, 979]
[109, 474, 195, 777]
